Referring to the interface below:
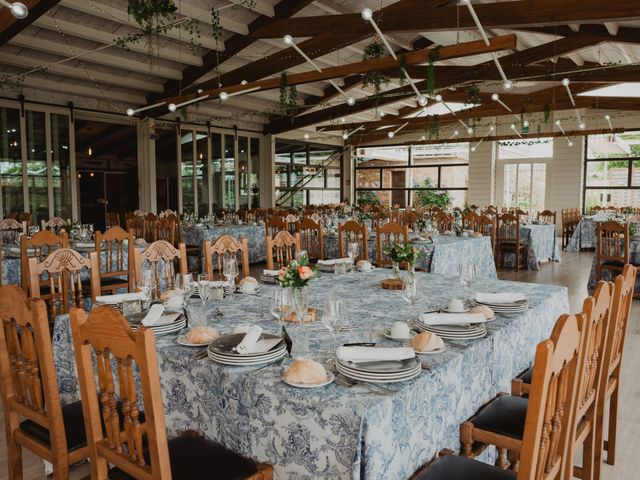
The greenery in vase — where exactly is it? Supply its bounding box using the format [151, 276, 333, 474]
[383, 243, 421, 267]
[276, 257, 318, 288]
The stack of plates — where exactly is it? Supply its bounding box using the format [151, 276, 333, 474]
[126, 312, 186, 336]
[416, 322, 487, 340]
[336, 356, 421, 384]
[471, 297, 528, 314]
[207, 333, 287, 366]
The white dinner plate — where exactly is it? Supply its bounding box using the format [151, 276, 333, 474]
[284, 371, 335, 389]
[176, 334, 211, 347]
[404, 342, 446, 355]
[337, 365, 421, 384]
[208, 349, 287, 366]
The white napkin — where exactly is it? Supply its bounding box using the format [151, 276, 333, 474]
[475, 292, 526, 304]
[317, 257, 350, 266]
[262, 269, 280, 277]
[95, 292, 147, 305]
[420, 312, 486, 326]
[142, 304, 165, 326]
[236, 325, 263, 354]
[75, 242, 94, 248]
[336, 346, 414, 363]
[152, 312, 181, 327]
[243, 338, 281, 354]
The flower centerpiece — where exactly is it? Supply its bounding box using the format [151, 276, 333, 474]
[383, 243, 421, 279]
[276, 257, 318, 288]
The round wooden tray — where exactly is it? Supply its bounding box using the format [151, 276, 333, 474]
[381, 278, 404, 290]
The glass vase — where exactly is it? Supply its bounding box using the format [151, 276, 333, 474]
[391, 261, 401, 280]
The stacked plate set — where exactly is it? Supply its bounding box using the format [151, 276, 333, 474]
[208, 333, 287, 366]
[126, 312, 186, 336]
[470, 292, 529, 314]
[416, 311, 488, 340]
[335, 347, 421, 384]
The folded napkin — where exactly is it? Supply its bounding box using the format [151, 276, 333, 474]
[243, 338, 282, 354]
[420, 312, 486, 326]
[142, 304, 165, 326]
[75, 242, 94, 248]
[262, 269, 280, 277]
[236, 325, 263, 354]
[317, 257, 351, 266]
[336, 346, 414, 363]
[475, 292, 526, 304]
[95, 292, 147, 305]
[152, 312, 181, 327]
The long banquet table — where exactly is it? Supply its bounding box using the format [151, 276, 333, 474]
[323, 234, 498, 278]
[181, 224, 266, 263]
[52, 269, 569, 479]
[504, 224, 561, 270]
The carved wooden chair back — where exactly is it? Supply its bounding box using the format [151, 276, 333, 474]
[518, 313, 584, 480]
[42, 217, 65, 231]
[284, 214, 299, 234]
[0, 286, 88, 477]
[19, 212, 32, 227]
[433, 212, 454, 233]
[152, 218, 176, 245]
[298, 218, 324, 260]
[596, 221, 629, 271]
[462, 212, 479, 231]
[265, 217, 287, 238]
[70, 306, 172, 479]
[402, 211, 421, 230]
[337, 220, 368, 263]
[126, 216, 146, 242]
[308, 212, 322, 225]
[94, 226, 134, 294]
[106, 212, 120, 228]
[371, 211, 389, 230]
[474, 214, 497, 251]
[0, 217, 22, 244]
[21, 230, 68, 294]
[133, 241, 187, 302]
[29, 248, 101, 319]
[590, 206, 603, 214]
[537, 210, 556, 225]
[497, 213, 521, 244]
[203, 235, 250, 282]
[376, 222, 409, 268]
[266, 231, 301, 270]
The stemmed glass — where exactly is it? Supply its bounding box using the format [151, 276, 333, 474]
[322, 296, 346, 363]
[291, 288, 309, 357]
[402, 274, 421, 313]
[459, 262, 477, 300]
[270, 288, 291, 332]
[223, 254, 238, 292]
[138, 267, 156, 307]
[198, 273, 211, 306]
[347, 241, 359, 272]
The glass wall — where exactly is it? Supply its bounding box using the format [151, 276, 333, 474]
[584, 132, 640, 211]
[155, 128, 178, 212]
[0, 107, 22, 218]
[196, 132, 208, 216]
[51, 113, 72, 220]
[224, 134, 235, 210]
[211, 133, 223, 209]
[250, 137, 260, 208]
[180, 132, 195, 214]
[275, 139, 341, 207]
[238, 136, 249, 208]
[26, 111, 48, 223]
[355, 143, 469, 208]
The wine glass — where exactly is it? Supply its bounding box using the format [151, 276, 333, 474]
[138, 267, 156, 306]
[198, 273, 211, 306]
[223, 254, 238, 292]
[270, 288, 291, 331]
[347, 241, 359, 271]
[322, 296, 345, 363]
[402, 274, 421, 312]
[459, 262, 477, 289]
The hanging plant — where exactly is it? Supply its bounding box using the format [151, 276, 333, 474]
[428, 116, 440, 140]
[211, 8, 222, 41]
[543, 103, 551, 124]
[279, 72, 299, 121]
[426, 45, 441, 98]
[465, 85, 481, 106]
[0, 73, 25, 94]
[183, 18, 201, 54]
[362, 42, 389, 97]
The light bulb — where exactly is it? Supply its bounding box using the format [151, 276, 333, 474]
[303, 133, 310, 140]
[418, 96, 428, 107]
[421, 135, 426, 141]
[510, 123, 516, 129]
[454, 130, 459, 136]
[241, 80, 248, 85]
[491, 93, 499, 101]
[342, 133, 349, 140]
[435, 94, 442, 102]
[561, 78, 570, 87]
[523, 120, 530, 127]
[604, 114, 610, 120]
[340, 117, 346, 123]
[387, 131, 395, 139]
[283, 34, 294, 46]
[9, 2, 28, 19]
[219, 92, 229, 101]
[579, 122, 586, 130]
[361, 8, 373, 20]
[555, 119, 561, 126]
[126, 108, 135, 116]
[471, 146, 476, 152]
[347, 96, 356, 106]
[502, 80, 514, 91]
[568, 141, 574, 147]
[489, 125, 495, 132]
[196, 88, 203, 94]
[168, 103, 177, 112]
[467, 128, 473, 135]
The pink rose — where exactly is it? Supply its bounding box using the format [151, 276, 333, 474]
[298, 266, 313, 280]
[278, 267, 287, 278]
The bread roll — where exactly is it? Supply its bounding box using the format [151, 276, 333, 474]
[239, 276, 258, 287]
[470, 305, 494, 320]
[411, 332, 445, 352]
[184, 326, 220, 344]
[284, 358, 328, 385]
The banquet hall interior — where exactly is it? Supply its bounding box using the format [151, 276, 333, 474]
[1, 0, 640, 479]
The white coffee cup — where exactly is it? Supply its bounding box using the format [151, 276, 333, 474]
[390, 321, 411, 339]
[447, 298, 466, 312]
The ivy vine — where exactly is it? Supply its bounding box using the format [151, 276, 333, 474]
[426, 46, 441, 98]
[465, 85, 481, 106]
[362, 42, 389, 97]
[279, 72, 299, 122]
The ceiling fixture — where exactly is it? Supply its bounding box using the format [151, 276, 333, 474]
[457, 118, 473, 135]
[88, 146, 93, 156]
[361, 8, 397, 60]
[605, 114, 614, 131]
[387, 122, 409, 139]
[554, 119, 573, 146]
[561, 78, 586, 130]
[510, 123, 523, 138]
[126, 101, 167, 117]
[342, 125, 365, 140]
[491, 93, 530, 126]
[303, 133, 310, 140]
[460, 0, 514, 92]
[168, 94, 210, 112]
[471, 126, 495, 152]
[0, 0, 28, 19]
[448, 130, 460, 141]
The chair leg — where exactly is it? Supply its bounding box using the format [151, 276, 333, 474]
[51, 460, 69, 480]
[507, 449, 519, 471]
[460, 421, 475, 458]
[593, 398, 606, 480]
[582, 425, 596, 480]
[606, 384, 620, 465]
[6, 438, 23, 480]
[496, 447, 509, 469]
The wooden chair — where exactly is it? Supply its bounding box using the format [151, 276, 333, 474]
[403, 211, 421, 231]
[133, 240, 188, 302]
[21, 230, 69, 294]
[433, 212, 454, 233]
[462, 212, 479, 231]
[595, 221, 629, 283]
[94, 226, 134, 294]
[496, 213, 528, 272]
[126, 215, 146, 241]
[143, 212, 157, 243]
[0, 217, 22, 245]
[413, 313, 584, 480]
[42, 216, 65, 231]
[337, 220, 368, 263]
[371, 211, 389, 230]
[265, 231, 301, 270]
[284, 214, 299, 234]
[474, 214, 497, 255]
[465, 282, 612, 479]
[152, 218, 176, 245]
[203, 235, 250, 282]
[265, 217, 287, 238]
[106, 212, 120, 228]
[19, 212, 32, 227]
[0, 286, 90, 479]
[171, 214, 201, 274]
[70, 306, 273, 480]
[514, 208, 528, 222]
[596, 265, 637, 472]
[537, 210, 556, 225]
[29, 248, 101, 320]
[375, 222, 409, 268]
[298, 218, 324, 261]
[562, 209, 575, 250]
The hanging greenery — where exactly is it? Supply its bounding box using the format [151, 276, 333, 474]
[0, 73, 25, 94]
[465, 85, 481, 106]
[426, 46, 441, 98]
[211, 8, 222, 40]
[362, 42, 389, 96]
[543, 103, 551, 124]
[427, 116, 440, 140]
[279, 72, 299, 121]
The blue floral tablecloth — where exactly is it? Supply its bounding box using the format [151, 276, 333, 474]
[52, 269, 568, 479]
[587, 241, 640, 294]
[516, 224, 561, 270]
[567, 218, 640, 252]
[181, 224, 266, 266]
[323, 234, 498, 279]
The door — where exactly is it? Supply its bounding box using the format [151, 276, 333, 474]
[503, 163, 547, 213]
[79, 171, 106, 231]
[105, 171, 137, 227]
[391, 171, 406, 207]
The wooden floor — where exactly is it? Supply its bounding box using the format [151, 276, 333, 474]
[1, 250, 639, 479]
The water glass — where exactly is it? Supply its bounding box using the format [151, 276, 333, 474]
[270, 288, 291, 330]
[198, 273, 211, 306]
[402, 274, 420, 311]
[322, 296, 345, 362]
[223, 254, 238, 289]
[296, 249, 309, 265]
[138, 268, 155, 305]
[347, 241, 359, 269]
[459, 263, 477, 289]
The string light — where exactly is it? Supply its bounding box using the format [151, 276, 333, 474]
[361, 8, 397, 60]
[342, 125, 365, 140]
[126, 101, 167, 117]
[491, 93, 530, 126]
[510, 123, 522, 138]
[0, 0, 28, 18]
[387, 122, 409, 138]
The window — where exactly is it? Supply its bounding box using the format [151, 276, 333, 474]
[354, 143, 469, 208]
[583, 132, 640, 212]
[274, 140, 341, 207]
[0, 107, 22, 218]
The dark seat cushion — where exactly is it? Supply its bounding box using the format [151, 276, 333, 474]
[601, 260, 625, 268]
[471, 395, 528, 439]
[99, 276, 129, 287]
[414, 454, 516, 480]
[518, 367, 533, 384]
[109, 432, 257, 480]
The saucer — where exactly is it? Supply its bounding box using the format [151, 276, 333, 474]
[384, 329, 416, 342]
[284, 371, 335, 388]
[404, 342, 446, 355]
[441, 306, 470, 314]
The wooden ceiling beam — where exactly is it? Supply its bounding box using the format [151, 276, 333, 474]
[250, 0, 640, 38]
[517, 24, 640, 45]
[0, 0, 59, 47]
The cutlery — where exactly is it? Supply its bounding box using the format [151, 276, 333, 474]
[194, 349, 208, 360]
[336, 374, 396, 395]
